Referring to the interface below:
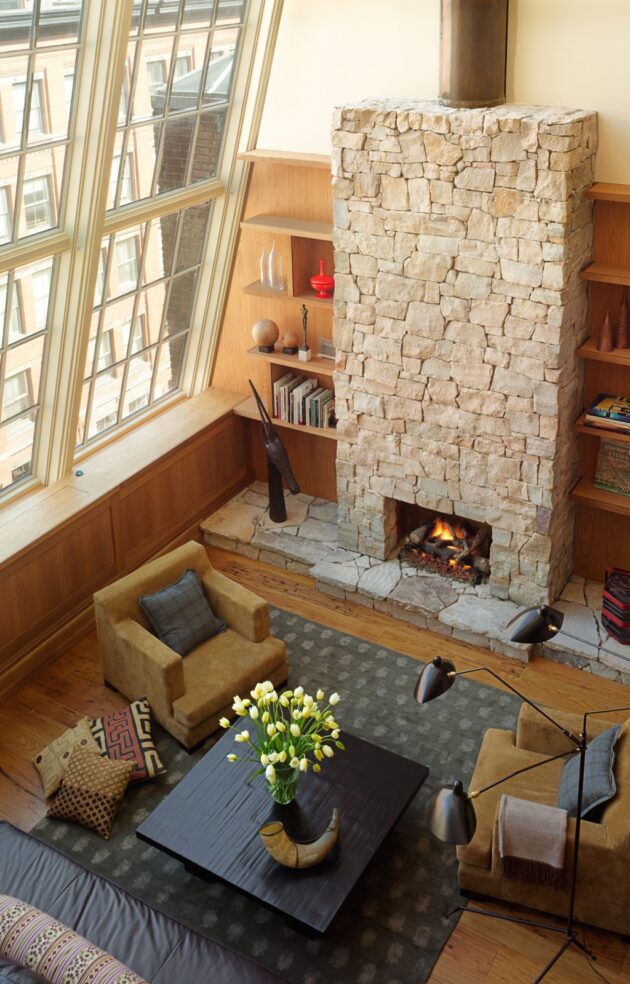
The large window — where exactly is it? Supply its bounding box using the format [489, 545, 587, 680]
[0, 0, 275, 498]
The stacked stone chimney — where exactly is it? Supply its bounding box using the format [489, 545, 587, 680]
[332, 99, 597, 606]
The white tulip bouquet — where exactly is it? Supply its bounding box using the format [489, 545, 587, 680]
[220, 681, 345, 804]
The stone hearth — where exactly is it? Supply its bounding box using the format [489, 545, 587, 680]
[201, 484, 630, 684]
[331, 99, 598, 607]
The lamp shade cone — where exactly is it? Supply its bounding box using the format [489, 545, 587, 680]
[414, 657, 456, 704]
[506, 604, 564, 644]
[426, 780, 477, 845]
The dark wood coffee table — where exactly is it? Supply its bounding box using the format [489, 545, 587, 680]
[137, 730, 428, 935]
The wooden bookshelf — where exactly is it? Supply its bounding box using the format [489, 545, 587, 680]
[580, 262, 630, 287]
[240, 214, 333, 242]
[573, 412, 630, 444]
[574, 182, 630, 580]
[244, 280, 333, 310]
[570, 478, 630, 518]
[246, 346, 335, 376]
[234, 396, 338, 441]
[238, 149, 331, 170]
[577, 337, 630, 366]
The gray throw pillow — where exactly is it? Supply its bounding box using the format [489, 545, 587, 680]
[558, 725, 621, 820]
[139, 568, 227, 657]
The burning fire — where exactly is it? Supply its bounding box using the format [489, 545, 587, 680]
[430, 517, 467, 543]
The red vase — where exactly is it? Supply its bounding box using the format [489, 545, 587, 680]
[309, 259, 334, 299]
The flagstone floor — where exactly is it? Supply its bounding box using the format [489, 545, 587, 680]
[201, 482, 630, 684]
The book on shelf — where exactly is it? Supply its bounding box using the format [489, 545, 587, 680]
[585, 415, 630, 433]
[594, 439, 630, 497]
[272, 372, 293, 417]
[585, 393, 630, 432]
[292, 377, 318, 424]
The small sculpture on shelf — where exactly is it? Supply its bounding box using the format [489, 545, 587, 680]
[259, 248, 270, 288]
[251, 318, 279, 353]
[248, 379, 300, 523]
[282, 329, 300, 355]
[598, 308, 614, 353]
[298, 304, 311, 362]
[616, 289, 630, 349]
[309, 258, 334, 298]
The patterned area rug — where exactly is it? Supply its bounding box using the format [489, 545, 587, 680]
[33, 608, 521, 984]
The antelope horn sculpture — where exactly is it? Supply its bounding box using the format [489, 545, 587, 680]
[259, 808, 340, 868]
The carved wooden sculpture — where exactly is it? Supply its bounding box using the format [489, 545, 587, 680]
[249, 379, 300, 523]
[259, 808, 340, 868]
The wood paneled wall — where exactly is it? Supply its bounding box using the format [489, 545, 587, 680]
[0, 407, 251, 696]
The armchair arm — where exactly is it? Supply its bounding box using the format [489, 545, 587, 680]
[201, 568, 269, 643]
[516, 702, 614, 755]
[116, 619, 185, 722]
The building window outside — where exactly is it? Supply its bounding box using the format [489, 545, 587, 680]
[3, 370, 31, 419]
[23, 177, 52, 232]
[146, 58, 167, 92]
[12, 77, 46, 140]
[96, 328, 114, 374]
[175, 54, 192, 79]
[31, 267, 52, 331]
[115, 236, 138, 291]
[0, 187, 10, 244]
[95, 411, 117, 433]
[64, 70, 75, 114]
[110, 153, 134, 208]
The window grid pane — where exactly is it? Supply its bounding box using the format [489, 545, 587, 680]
[0, 2, 84, 246]
[77, 201, 211, 449]
[108, 0, 244, 211]
[0, 258, 54, 492]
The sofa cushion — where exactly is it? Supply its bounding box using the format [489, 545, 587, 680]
[33, 719, 102, 798]
[139, 568, 226, 657]
[172, 629, 287, 729]
[91, 699, 165, 783]
[0, 895, 148, 984]
[47, 747, 134, 840]
[558, 724, 621, 820]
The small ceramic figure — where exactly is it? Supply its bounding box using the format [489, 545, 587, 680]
[298, 304, 311, 362]
[598, 308, 614, 353]
[616, 290, 630, 349]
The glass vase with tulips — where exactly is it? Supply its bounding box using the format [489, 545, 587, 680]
[221, 681, 344, 804]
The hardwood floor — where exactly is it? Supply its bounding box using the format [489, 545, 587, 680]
[1, 545, 629, 983]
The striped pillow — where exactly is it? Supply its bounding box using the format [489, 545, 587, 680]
[0, 895, 147, 984]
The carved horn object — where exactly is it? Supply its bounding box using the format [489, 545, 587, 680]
[249, 379, 300, 523]
[259, 808, 340, 868]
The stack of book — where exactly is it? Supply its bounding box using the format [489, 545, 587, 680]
[585, 393, 630, 434]
[272, 373, 335, 428]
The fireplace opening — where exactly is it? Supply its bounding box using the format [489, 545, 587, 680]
[396, 503, 491, 586]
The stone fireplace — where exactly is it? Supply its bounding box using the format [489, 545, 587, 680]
[332, 99, 598, 606]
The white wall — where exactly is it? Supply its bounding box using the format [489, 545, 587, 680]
[258, 0, 630, 182]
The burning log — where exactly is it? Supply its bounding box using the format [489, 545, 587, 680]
[452, 522, 490, 564]
[401, 513, 491, 585]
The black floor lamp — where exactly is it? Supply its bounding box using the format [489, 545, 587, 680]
[414, 602, 630, 984]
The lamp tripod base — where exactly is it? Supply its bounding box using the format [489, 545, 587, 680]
[446, 904, 597, 982]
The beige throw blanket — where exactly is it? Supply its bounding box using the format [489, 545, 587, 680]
[498, 794, 568, 887]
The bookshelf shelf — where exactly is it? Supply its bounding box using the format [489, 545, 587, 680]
[234, 396, 338, 441]
[577, 337, 630, 366]
[570, 478, 630, 518]
[240, 214, 333, 242]
[580, 262, 630, 287]
[574, 412, 630, 445]
[243, 280, 333, 309]
[246, 346, 335, 376]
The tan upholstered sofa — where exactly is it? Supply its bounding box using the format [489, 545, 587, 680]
[93, 541, 288, 749]
[458, 703, 630, 936]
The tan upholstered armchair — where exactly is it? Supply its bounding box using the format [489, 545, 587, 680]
[457, 703, 630, 936]
[93, 541, 288, 750]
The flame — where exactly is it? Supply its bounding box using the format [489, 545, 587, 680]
[430, 517, 467, 543]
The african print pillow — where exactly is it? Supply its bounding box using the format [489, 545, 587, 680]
[0, 894, 147, 984]
[47, 746, 133, 840]
[90, 698, 165, 783]
[33, 718, 102, 798]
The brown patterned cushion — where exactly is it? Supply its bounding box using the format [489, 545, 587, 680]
[0, 894, 148, 983]
[47, 746, 133, 839]
[90, 698, 165, 782]
[33, 719, 102, 798]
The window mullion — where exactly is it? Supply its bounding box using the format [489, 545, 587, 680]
[35, 0, 134, 485]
